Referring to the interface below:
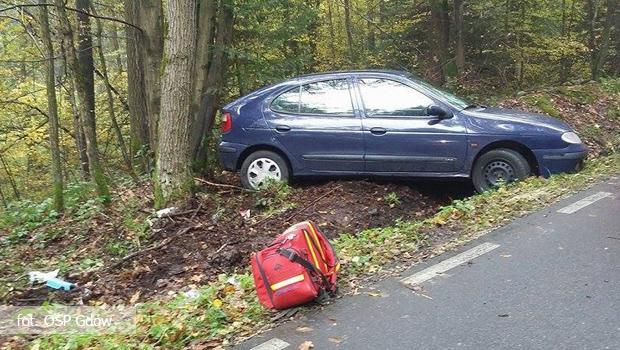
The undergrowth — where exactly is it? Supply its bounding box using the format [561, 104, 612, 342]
[29, 153, 619, 350]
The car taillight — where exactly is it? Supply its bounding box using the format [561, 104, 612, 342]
[221, 112, 232, 133]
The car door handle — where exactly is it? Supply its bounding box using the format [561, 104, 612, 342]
[370, 127, 387, 135]
[275, 125, 291, 132]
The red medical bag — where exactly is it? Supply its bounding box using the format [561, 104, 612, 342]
[251, 221, 339, 310]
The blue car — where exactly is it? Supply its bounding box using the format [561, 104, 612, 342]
[218, 70, 587, 192]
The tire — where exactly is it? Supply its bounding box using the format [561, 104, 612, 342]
[472, 148, 531, 193]
[240, 150, 290, 190]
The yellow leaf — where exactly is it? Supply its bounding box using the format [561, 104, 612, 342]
[212, 299, 223, 308]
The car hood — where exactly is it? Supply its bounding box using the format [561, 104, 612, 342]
[465, 107, 572, 132]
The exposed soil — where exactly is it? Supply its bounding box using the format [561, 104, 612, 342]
[5, 175, 472, 306]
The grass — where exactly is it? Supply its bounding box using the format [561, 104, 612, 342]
[28, 153, 619, 349]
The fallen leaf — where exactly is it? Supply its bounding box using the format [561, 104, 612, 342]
[298, 341, 314, 350]
[129, 291, 141, 304]
[366, 291, 383, 297]
[296, 326, 314, 333]
[328, 336, 343, 344]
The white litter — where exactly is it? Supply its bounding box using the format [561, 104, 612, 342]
[28, 269, 59, 284]
[156, 207, 178, 218]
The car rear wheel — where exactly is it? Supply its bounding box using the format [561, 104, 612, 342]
[472, 149, 531, 193]
[240, 150, 290, 190]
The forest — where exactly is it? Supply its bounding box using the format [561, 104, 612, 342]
[0, 0, 619, 349]
[0, 0, 618, 208]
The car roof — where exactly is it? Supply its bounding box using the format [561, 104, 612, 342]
[292, 69, 412, 82]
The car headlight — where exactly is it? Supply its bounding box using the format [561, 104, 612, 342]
[561, 131, 582, 144]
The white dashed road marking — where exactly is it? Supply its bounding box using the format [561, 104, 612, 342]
[557, 192, 613, 214]
[250, 338, 289, 350]
[401, 242, 500, 287]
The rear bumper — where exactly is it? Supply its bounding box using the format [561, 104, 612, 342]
[217, 141, 247, 171]
[534, 144, 588, 177]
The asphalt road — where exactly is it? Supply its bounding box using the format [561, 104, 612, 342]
[236, 178, 620, 350]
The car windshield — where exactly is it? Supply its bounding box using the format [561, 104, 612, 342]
[408, 76, 471, 110]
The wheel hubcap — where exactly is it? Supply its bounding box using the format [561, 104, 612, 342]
[483, 160, 515, 187]
[247, 158, 282, 189]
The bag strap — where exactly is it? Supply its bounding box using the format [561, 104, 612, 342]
[278, 248, 336, 295]
[254, 254, 275, 306]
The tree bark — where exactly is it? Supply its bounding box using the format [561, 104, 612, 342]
[123, 0, 163, 170]
[193, 1, 234, 171]
[75, 0, 96, 136]
[592, 0, 618, 80]
[586, 0, 598, 74]
[92, 6, 135, 180]
[155, 0, 198, 207]
[54, 0, 110, 201]
[454, 0, 465, 77]
[39, 0, 64, 212]
[109, 22, 124, 72]
[344, 0, 355, 63]
[190, 0, 217, 160]
[139, 0, 165, 151]
[429, 0, 449, 84]
[61, 41, 90, 178]
[367, 0, 376, 52]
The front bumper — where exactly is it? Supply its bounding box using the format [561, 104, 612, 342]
[534, 144, 588, 177]
[217, 141, 247, 171]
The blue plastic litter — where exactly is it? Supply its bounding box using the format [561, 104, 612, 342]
[45, 277, 75, 291]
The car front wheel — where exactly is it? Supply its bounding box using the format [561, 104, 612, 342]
[240, 150, 290, 190]
[472, 148, 531, 193]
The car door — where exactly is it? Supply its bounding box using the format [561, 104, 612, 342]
[264, 78, 364, 174]
[354, 77, 468, 173]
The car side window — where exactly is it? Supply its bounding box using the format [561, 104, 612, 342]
[271, 86, 301, 114]
[299, 79, 353, 115]
[270, 79, 354, 116]
[358, 78, 433, 117]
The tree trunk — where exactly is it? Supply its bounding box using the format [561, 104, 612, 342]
[75, 0, 96, 135]
[54, 0, 110, 201]
[61, 42, 90, 179]
[592, 0, 618, 80]
[454, 0, 465, 77]
[326, 0, 337, 61]
[429, 0, 449, 84]
[344, 0, 355, 63]
[139, 1, 165, 151]
[109, 22, 124, 72]
[586, 0, 598, 74]
[155, 0, 198, 208]
[367, 0, 376, 52]
[193, 2, 234, 172]
[123, 0, 163, 171]
[190, 0, 217, 160]
[39, 0, 64, 212]
[92, 6, 135, 179]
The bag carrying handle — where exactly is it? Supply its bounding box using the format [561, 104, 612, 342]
[278, 248, 337, 295]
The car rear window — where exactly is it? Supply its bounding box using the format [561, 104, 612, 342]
[271, 79, 353, 116]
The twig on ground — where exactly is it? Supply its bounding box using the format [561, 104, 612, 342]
[284, 185, 343, 222]
[190, 203, 202, 220]
[194, 177, 247, 191]
[107, 227, 191, 271]
[213, 243, 228, 255]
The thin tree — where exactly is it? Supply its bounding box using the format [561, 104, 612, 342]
[155, 0, 198, 207]
[344, 0, 355, 63]
[54, 0, 110, 201]
[38, 0, 63, 211]
[193, 0, 234, 171]
[92, 6, 135, 180]
[592, 0, 618, 80]
[454, 0, 465, 77]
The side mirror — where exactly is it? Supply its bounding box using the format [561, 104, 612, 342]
[427, 105, 453, 120]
